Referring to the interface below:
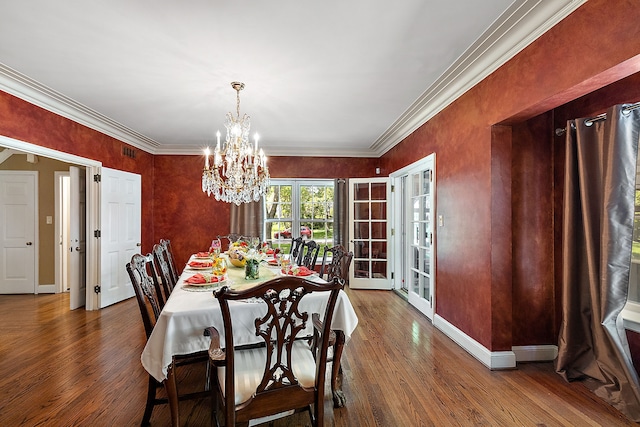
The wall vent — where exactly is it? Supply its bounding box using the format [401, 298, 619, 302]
[122, 146, 136, 159]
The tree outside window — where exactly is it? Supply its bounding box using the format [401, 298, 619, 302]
[264, 180, 334, 256]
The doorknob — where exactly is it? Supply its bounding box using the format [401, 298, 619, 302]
[75, 247, 81, 252]
[26, 242, 33, 246]
[137, 243, 142, 247]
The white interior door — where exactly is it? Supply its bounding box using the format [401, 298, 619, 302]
[69, 166, 87, 309]
[0, 171, 37, 293]
[348, 177, 391, 289]
[392, 154, 436, 319]
[99, 167, 140, 308]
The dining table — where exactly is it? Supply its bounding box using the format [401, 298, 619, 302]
[141, 253, 359, 426]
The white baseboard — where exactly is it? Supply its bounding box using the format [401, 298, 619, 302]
[512, 345, 558, 362]
[434, 314, 516, 370]
[37, 284, 56, 294]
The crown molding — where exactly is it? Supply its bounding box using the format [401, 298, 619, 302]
[370, 0, 587, 157]
[0, 0, 585, 158]
[0, 63, 161, 154]
[153, 143, 376, 158]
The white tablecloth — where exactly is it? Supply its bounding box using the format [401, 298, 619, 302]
[141, 260, 359, 382]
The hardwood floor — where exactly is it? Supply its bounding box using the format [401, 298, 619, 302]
[0, 288, 635, 426]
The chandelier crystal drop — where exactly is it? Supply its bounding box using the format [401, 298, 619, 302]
[202, 82, 269, 205]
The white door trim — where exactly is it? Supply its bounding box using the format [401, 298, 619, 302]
[0, 135, 101, 310]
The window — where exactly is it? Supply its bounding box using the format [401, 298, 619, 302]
[623, 163, 640, 331]
[264, 180, 334, 255]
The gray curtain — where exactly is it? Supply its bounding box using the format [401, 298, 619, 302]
[556, 104, 640, 420]
[230, 199, 263, 240]
[334, 178, 348, 247]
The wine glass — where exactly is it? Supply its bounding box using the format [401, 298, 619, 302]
[250, 237, 260, 250]
[279, 253, 291, 272]
[209, 238, 221, 257]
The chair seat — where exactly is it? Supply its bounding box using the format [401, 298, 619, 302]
[218, 340, 317, 405]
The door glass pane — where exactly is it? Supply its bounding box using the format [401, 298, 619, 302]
[354, 202, 369, 220]
[371, 202, 386, 220]
[371, 182, 386, 200]
[371, 242, 386, 259]
[372, 261, 387, 278]
[423, 170, 430, 195]
[412, 270, 420, 294]
[354, 260, 369, 278]
[371, 222, 387, 239]
[354, 222, 369, 239]
[412, 173, 420, 197]
[355, 183, 369, 200]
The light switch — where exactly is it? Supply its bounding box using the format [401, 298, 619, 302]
[438, 215, 444, 227]
[46, 215, 53, 224]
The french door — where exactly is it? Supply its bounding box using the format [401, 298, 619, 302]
[392, 154, 435, 319]
[348, 177, 391, 289]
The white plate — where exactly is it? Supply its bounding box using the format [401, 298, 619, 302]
[186, 265, 213, 270]
[184, 278, 226, 287]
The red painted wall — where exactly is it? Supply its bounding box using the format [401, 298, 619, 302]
[153, 155, 378, 267]
[381, 0, 640, 350]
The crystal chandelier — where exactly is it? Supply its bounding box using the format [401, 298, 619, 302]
[202, 82, 269, 205]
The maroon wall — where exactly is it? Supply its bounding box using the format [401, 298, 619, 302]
[381, 0, 640, 350]
[153, 155, 378, 268]
[0, 91, 156, 253]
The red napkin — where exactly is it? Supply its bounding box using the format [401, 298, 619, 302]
[188, 260, 213, 268]
[266, 249, 275, 255]
[184, 273, 221, 284]
[195, 252, 211, 258]
[284, 266, 314, 276]
[268, 259, 279, 266]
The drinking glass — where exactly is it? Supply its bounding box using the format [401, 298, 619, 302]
[209, 238, 221, 257]
[280, 253, 291, 272]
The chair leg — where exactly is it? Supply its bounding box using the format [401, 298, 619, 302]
[331, 330, 347, 408]
[141, 375, 157, 426]
[165, 362, 180, 427]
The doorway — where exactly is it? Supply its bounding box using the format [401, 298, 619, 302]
[55, 172, 70, 294]
[0, 135, 101, 309]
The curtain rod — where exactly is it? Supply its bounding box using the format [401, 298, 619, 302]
[554, 101, 640, 137]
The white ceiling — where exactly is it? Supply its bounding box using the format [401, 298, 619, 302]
[0, 1, 582, 157]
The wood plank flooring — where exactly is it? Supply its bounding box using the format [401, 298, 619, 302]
[0, 288, 635, 426]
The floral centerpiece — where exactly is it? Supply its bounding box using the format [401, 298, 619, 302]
[243, 248, 267, 280]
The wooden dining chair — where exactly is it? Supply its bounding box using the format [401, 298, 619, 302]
[159, 238, 180, 286]
[290, 236, 304, 265]
[151, 243, 175, 304]
[319, 244, 353, 283]
[126, 253, 209, 426]
[205, 276, 344, 427]
[299, 239, 320, 269]
[314, 245, 353, 408]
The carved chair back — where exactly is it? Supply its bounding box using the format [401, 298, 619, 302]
[320, 245, 354, 282]
[299, 240, 320, 269]
[126, 253, 162, 338]
[152, 243, 175, 302]
[159, 238, 180, 285]
[211, 276, 343, 426]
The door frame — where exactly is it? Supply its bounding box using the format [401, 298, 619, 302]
[0, 135, 101, 310]
[390, 153, 436, 318]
